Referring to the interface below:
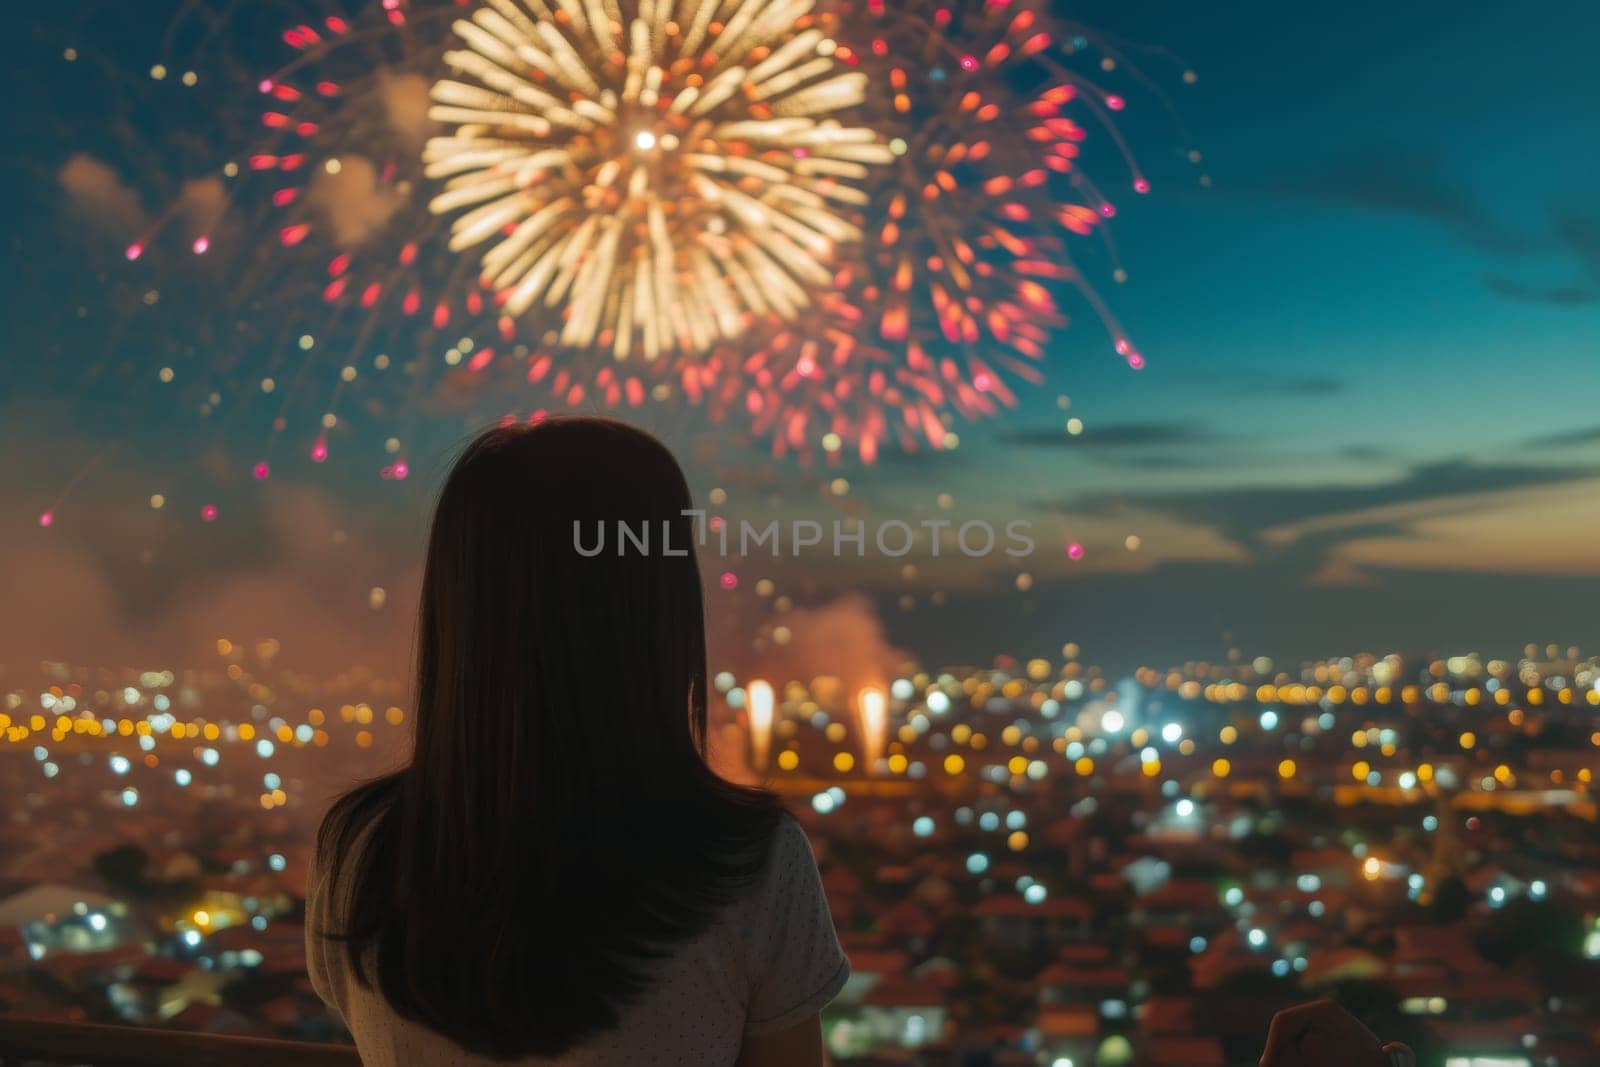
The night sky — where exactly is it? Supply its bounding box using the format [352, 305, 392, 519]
[4, 0, 1598, 677]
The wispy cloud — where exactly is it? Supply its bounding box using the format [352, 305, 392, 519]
[1065, 459, 1599, 539]
[1274, 151, 1600, 308]
[1046, 459, 1600, 585]
[1162, 369, 1346, 396]
[1524, 425, 1600, 449]
[1270, 143, 1527, 254]
[1339, 445, 1397, 462]
[1296, 476, 1600, 583]
[1483, 275, 1598, 307]
[1000, 421, 1222, 448]
[1482, 207, 1600, 307]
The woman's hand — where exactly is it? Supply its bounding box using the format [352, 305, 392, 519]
[1260, 999, 1413, 1067]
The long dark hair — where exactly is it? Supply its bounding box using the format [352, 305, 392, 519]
[316, 417, 783, 1058]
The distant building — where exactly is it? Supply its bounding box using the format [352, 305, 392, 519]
[974, 895, 1093, 951]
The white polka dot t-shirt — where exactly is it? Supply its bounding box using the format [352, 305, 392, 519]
[305, 815, 849, 1065]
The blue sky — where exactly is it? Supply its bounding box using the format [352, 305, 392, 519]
[3, 0, 1598, 673]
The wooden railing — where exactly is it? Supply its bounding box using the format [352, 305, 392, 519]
[0, 1017, 360, 1066]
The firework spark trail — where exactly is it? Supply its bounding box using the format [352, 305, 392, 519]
[37, 443, 122, 529]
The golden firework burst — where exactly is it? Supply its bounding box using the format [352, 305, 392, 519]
[425, 0, 890, 360]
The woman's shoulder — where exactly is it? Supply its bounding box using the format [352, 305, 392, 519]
[767, 811, 817, 866]
[748, 811, 829, 906]
[736, 811, 851, 1033]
